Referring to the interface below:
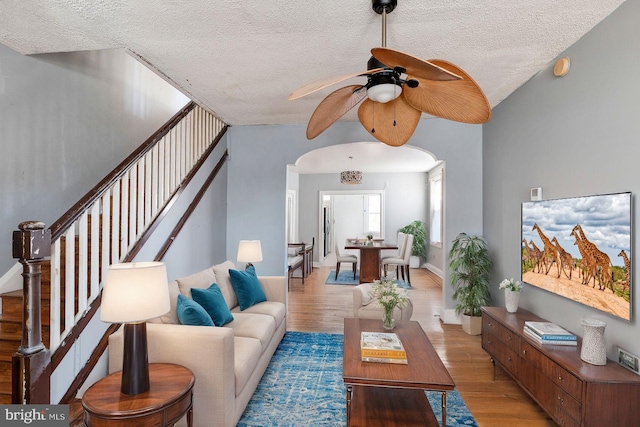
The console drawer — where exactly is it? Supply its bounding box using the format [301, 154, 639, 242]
[556, 388, 581, 424]
[520, 340, 554, 378]
[483, 315, 518, 353]
[552, 364, 582, 402]
[484, 333, 518, 376]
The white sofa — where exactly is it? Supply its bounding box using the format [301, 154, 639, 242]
[108, 261, 287, 427]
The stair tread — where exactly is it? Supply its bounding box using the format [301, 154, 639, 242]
[1, 290, 23, 298]
[0, 313, 21, 324]
[0, 329, 22, 341]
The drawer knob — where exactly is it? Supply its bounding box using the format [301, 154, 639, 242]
[522, 349, 527, 355]
[508, 336, 512, 341]
[507, 356, 512, 362]
[558, 375, 563, 381]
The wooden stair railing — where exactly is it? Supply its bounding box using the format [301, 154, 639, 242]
[2, 101, 228, 405]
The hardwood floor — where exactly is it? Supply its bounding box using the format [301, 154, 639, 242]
[288, 266, 556, 427]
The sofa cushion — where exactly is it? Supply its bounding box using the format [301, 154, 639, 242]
[227, 313, 275, 353]
[212, 261, 238, 309]
[231, 301, 285, 328]
[176, 294, 215, 326]
[177, 268, 217, 297]
[158, 280, 181, 324]
[192, 283, 234, 326]
[229, 265, 267, 310]
[233, 336, 262, 397]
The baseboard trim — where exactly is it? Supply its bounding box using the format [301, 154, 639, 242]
[442, 308, 461, 325]
[425, 263, 443, 278]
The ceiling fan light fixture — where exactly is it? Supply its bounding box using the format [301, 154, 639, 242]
[367, 83, 402, 103]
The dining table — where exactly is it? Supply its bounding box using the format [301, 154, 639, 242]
[344, 239, 398, 283]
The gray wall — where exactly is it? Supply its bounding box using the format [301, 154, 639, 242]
[227, 119, 482, 317]
[484, 0, 639, 357]
[298, 171, 428, 264]
[0, 45, 189, 273]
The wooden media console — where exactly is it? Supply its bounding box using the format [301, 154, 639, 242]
[481, 307, 640, 426]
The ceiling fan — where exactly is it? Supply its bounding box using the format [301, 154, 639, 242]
[288, 0, 491, 147]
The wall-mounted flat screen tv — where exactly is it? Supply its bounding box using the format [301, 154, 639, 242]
[521, 192, 632, 321]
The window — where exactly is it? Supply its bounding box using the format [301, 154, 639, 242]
[430, 171, 442, 247]
[364, 194, 381, 235]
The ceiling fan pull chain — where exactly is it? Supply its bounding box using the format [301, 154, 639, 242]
[393, 85, 397, 126]
[371, 102, 376, 133]
[393, 97, 397, 127]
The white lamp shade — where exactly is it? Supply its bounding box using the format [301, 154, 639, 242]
[101, 262, 170, 323]
[237, 240, 263, 263]
[367, 83, 402, 104]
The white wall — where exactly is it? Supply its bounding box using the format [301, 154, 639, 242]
[483, 0, 639, 358]
[0, 45, 189, 273]
[298, 172, 428, 265]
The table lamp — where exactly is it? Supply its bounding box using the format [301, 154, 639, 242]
[101, 261, 170, 395]
[237, 240, 263, 269]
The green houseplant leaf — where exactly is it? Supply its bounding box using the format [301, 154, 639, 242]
[399, 220, 428, 261]
[448, 232, 492, 317]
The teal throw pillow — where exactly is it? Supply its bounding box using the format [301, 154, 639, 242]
[176, 294, 214, 326]
[228, 265, 267, 310]
[191, 283, 234, 326]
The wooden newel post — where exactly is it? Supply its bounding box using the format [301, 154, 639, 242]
[12, 221, 51, 404]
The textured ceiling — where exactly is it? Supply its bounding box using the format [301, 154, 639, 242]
[0, 0, 626, 129]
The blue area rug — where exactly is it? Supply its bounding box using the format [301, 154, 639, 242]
[325, 271, 411, 289]
[325, 270, 360, 285]
[237, 331, 477, 427]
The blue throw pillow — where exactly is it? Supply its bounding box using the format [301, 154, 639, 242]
[191, 283, 234, 326]
[176, 294, 214, 326]
[228, 265, 267, 310]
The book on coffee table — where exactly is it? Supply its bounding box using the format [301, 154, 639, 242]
[361, 332, 408, 364]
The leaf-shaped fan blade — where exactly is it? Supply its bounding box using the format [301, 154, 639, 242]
[357, 96, 421, 147]
[402, 59, 491, 124]
[289, 68, 383, 101]
[306, 85, 368, 139]
[371, 48, 461, 81]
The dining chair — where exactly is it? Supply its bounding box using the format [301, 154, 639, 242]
[335, 243, 357, 280]
[382, 234, 413, 285]
[381, 232, 406, 267]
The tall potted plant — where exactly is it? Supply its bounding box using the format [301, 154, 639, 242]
[448, 232, 492, 335]
[399, 220, 427, 268]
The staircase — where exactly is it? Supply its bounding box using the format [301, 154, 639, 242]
[0, 101, 227, 405]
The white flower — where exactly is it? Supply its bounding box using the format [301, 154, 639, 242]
[369, 279, 409, 312]
[499, 278, 522, 291]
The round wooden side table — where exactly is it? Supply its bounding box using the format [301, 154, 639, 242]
[82, 363, 195, 427]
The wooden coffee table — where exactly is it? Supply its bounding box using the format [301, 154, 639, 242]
[343, 318, 455, 426]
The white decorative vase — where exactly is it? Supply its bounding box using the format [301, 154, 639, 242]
[581, 318, 607, 365]
[504, 289, 520, 313]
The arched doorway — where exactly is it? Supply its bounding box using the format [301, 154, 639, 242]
[286, 141, 442, 271]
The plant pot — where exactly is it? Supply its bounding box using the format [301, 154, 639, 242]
[409, 256, 420, 268]
[505, 289, 520, 313]
[461, 314, 482, 335]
